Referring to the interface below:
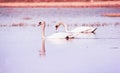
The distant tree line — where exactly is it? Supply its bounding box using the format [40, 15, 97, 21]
[0, 0, 119, 2]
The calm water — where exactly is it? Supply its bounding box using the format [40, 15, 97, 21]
[0, 8, 120, 73]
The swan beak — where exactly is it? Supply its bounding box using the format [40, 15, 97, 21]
[38, 22, 42, 26]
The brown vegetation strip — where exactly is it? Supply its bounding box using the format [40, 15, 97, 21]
[102, 13, 120, 17]
[0, 1, 120, 8]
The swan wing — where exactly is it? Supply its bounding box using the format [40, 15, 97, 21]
[71, 27, 97, 33]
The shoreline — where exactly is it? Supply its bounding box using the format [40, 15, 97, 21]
[0, 1, 120, 8]
[102, 13, 120, 17]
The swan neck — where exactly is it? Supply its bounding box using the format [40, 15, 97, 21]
[41, 23, 46, 39]
[62, 23, 68, 32]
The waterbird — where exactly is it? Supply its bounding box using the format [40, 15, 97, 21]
[55, 21, 97, 33]
[38, 21, 75, 40]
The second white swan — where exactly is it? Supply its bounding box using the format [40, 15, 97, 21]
[55, 21, 97, 33]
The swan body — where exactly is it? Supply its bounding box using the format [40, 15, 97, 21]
[71, 27, 97, 33]
[55, 22, 97, 33]
[39, 21, 74, 39]
[46, 32, 73, 39]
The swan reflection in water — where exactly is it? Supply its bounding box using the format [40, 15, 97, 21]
[39, 38, 75, 57]
[39, 39, 46, 57]
[39, 32, 95, 57]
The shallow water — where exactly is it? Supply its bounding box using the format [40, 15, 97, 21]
[0, 8, 120, 25]
[0, 8, 120, 73]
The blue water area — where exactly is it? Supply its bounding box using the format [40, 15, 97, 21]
[0, 8, 120, 73]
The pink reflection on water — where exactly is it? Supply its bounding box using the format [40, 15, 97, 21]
[39, 39, 46, 57]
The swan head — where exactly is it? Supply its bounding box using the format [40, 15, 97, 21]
[38, 22, 42, 26]
[55, 25, 59, 30]
[55, 22, 64, 30]
[38, 21, 46, 27]
[39, 22, 42, 25]
[66, 36, 69, 40]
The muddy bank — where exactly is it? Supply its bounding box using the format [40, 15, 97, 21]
[102, 13, 120, 17]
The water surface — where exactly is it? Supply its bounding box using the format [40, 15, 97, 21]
[0, 8, 120, 73]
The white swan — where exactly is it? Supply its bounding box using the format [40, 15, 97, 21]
[38, 21, 74, 39]
[55, 22, 97, 33]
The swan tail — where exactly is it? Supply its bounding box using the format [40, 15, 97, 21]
[91, 28, 97, 33]
[81, 27, 97, 33]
